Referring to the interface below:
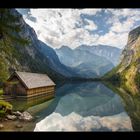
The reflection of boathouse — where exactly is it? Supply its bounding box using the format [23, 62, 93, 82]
[3, 71, 55, 98]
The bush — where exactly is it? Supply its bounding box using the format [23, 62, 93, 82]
[0, 100, 13, 117]
[0, 110, 5, 117]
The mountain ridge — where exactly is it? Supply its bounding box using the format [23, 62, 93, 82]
[55, 45, 121, 78]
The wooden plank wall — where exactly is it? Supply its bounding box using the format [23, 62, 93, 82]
[27, 86, 55, 97]
[4, 76, 27, 96]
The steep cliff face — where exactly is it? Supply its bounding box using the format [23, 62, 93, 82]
[120, 26, 140, 70]
[104, 26, 140, 90]
[0, 9, 77, 82]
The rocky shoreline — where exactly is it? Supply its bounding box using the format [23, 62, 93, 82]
[0, 110, 35, 131]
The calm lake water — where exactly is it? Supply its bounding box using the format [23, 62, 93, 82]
[5, 81, 140, 131]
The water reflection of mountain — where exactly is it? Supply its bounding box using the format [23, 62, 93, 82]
[36, 81, 125, 121]
[55, 84, 125, 117]
[34, 82, 133, 131]
[103, 82, 140, 131]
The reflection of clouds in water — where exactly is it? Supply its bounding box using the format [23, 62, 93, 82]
[34, 112, 132, 131]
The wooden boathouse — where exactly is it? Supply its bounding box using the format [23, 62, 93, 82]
[3, 71, 55, 98]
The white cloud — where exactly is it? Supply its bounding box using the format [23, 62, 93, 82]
[23, 9, 100, 49]
[110, 18, 134, 33]
[84, 19, 97, 31]
[96, 9, 140, 48]
[21, 8, 140, 49]
[106, 9, 140, 18]
[106, 9, 140, 31]
[80, 9, 102, 15]
[97, 31, 128, 48]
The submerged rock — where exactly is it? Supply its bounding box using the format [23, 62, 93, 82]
[12, 111, 22, 116]
[6, 115, 17, 120]
[19, 111, 33, 121]
[15, 124, 23, 128]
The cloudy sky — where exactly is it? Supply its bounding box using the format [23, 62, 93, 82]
[17, 9, 140, 49]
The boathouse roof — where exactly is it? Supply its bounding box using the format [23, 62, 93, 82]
[8, 71, 55, 89]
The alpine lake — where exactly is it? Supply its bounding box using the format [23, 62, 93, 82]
[0, 81, 140, 131]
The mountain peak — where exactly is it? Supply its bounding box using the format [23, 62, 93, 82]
[56, 46, 73, 52]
